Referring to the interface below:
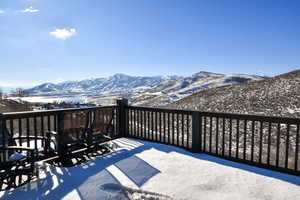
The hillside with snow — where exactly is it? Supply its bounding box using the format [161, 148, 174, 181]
[25, 72, 264, 106]
[166, 69, 300, 117]
[132, 72, 263, 106]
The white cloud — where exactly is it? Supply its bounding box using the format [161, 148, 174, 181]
[20, 6, 39, 13]
[49, 28, 77, 40]
[0, 9, 5, 14]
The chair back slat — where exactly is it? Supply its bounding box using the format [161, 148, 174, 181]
[62, 111, 89, 143]
[91, 108, 114, 135]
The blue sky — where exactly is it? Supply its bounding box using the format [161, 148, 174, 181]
[0, 0, 299, 88]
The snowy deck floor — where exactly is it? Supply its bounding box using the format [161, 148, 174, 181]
[1, 138, 300, 200]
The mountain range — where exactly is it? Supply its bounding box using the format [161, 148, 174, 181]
[25, 72, 264, 106]
[25, 73, 180, 96]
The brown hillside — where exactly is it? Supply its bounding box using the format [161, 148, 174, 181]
[166, 69, 300, 117]
[0, 99, 32, 113]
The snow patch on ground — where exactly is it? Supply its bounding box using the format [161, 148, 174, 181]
[8, 96, 88, 104]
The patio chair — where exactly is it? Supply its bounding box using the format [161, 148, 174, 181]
[85, 108, 115, 151]
[0, 146, 37, 190]
[48, 111, 89, 157]
[0, 121, 53, 160]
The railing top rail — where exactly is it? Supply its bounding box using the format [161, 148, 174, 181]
[127, 106, 194, 115]
[0, 105, 116, 119]
[128, 105, 300, 124]
[200, 111, 300, 124]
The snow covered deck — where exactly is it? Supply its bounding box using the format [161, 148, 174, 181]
[1, 138, 300, 200]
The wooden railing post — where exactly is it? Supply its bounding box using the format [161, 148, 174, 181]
[192, 112, 202, 153]
[117, 99, 128, 138]
[57, 112, 65, 157]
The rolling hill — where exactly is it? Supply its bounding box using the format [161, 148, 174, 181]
[166, 69, 300, 117]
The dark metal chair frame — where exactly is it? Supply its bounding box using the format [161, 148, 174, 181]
[0, 146, 37, 190]
[0, 121, 51, 190]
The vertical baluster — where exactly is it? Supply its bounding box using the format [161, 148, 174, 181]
[135, 110, 138, 138]
[182, 114, 185, 147]
[26, 118, 30, 147]
[41, 116, 44, 147]
[155, 112, 158, 141]
[140, 110, 142, 138]
[141, 110, 143, 138]
[151, 111, 154, 140]
[128, 109, 131, 135]
[276, 123, 280, 167]
[134, 109, 137, 137]
[142, 110, 145, 140]
[285, 124, 290, 168]
[147, 111, 150, 139]
[295, 125, 299, 171]
[163, 112, 166, 143]
[236, 119, 240, 158]
[222, 118, 225, 156]
[216, 117, 219, 155]
[139, 110, 142, 138]
[159, 112, 162, 142]
[176, 114, 179, 146]
[130, 110, 133, 136]
[187, 115, 190, 149]
[135, 110, 137, 137]
[172, 113, 175, 145]
[18, 118, 22, 146]
[114, 108, 117, 136]
[204, 117, 207, 152]
[132, 109, 136, 137]
[259, 121, 263, 164]
[251, 121, 255, 162]
[140, 110, 143, 138]
[130, 109, 134, 136]
[168, 113, 170, 144]
[209, 117, 212, 153]
[267, 122, 272, 165]
[229, 118, 232, 157]
[144, 110, 146, 139]
[34, 117, 37, 150]
[243, 120, 247, 160]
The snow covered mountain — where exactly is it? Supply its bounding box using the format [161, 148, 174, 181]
[26, 74, 180, 96]
[132, 72, 263, 106]
[25, 72, 264, 106]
